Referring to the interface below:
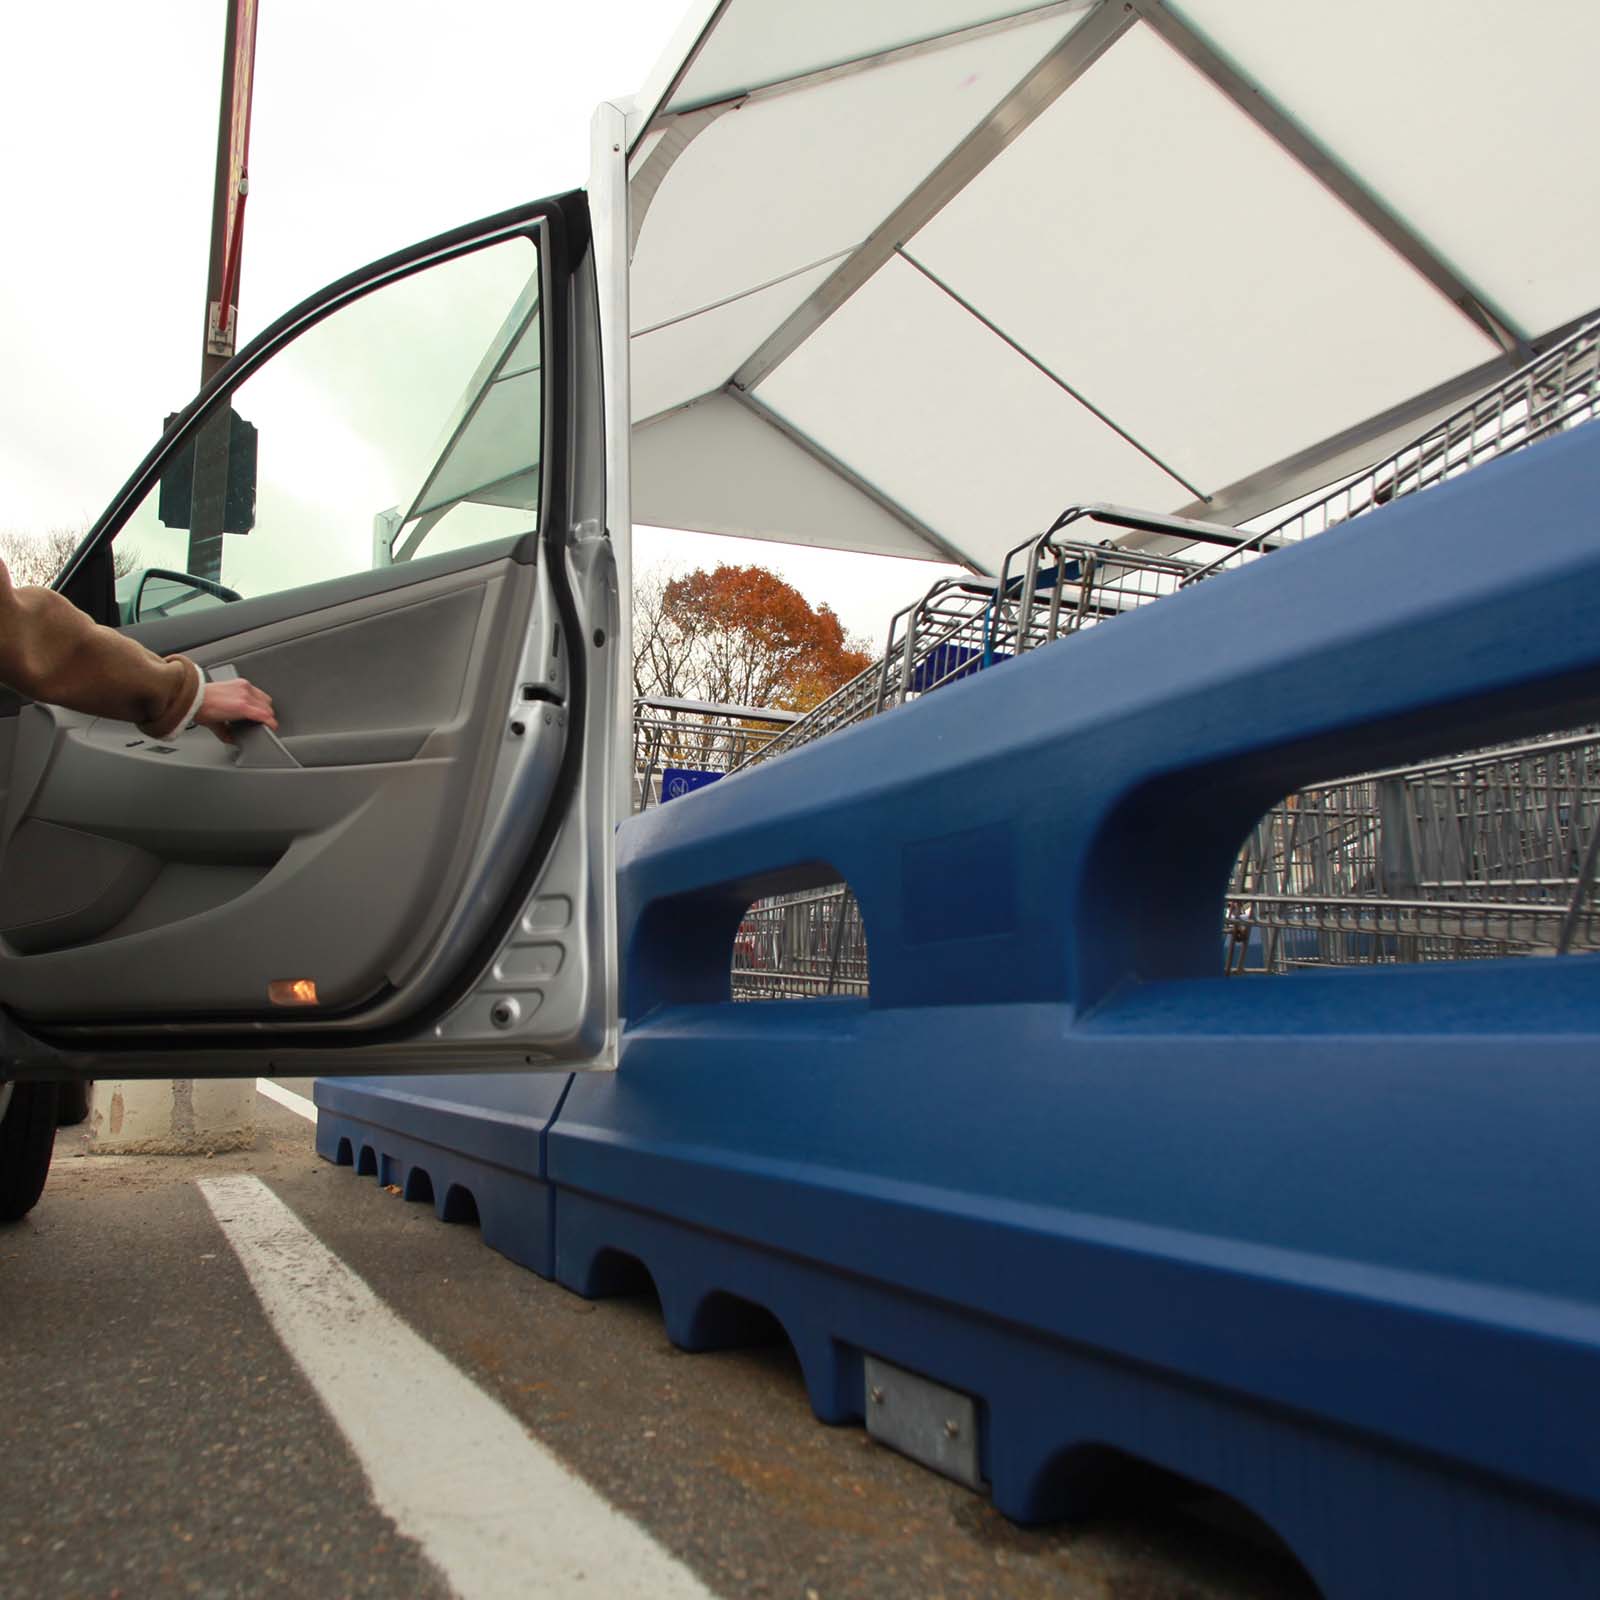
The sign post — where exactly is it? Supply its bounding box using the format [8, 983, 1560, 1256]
[188, 0, 260, 584]
[107, 2, 264, 1163]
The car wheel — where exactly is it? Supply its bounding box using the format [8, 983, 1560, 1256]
[56, 1079, 92, 1127]
[0, 1079, 60, 1222]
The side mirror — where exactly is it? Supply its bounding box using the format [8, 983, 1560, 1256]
[117, 567, 242, 625]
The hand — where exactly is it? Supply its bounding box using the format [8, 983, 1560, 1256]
[196, 676, 278, 745]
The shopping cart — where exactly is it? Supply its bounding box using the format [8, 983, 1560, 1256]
[730, 885, 868, 1000]
[632, 695, 801, 811]
[718, 316, 1600, 987]
[1227, 727, 1600, 971]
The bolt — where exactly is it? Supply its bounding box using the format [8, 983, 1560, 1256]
[868, 1385, 884, 1406]
[490, 1001, 517, 1029]
[944, 1419, 961, 1439]
[510, 720, 526, 737]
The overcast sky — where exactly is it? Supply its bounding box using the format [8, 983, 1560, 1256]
[0, 0, 956, 648]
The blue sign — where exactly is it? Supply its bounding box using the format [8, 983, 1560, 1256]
[661, 767, 722, 802]
[908, 641, 1011, 693]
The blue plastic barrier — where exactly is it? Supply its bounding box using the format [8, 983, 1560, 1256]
[314, 1073, 570, 1275]
[321, 427, 1600, 1596]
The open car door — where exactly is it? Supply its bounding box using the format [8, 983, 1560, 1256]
[0, 191, 620, 1085]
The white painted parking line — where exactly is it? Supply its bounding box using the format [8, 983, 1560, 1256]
[255, 1079, 317, 1123]
[198, 1174, 715, 1600]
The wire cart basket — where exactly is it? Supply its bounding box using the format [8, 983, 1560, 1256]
[1227, 728, 1600, 971]
[632, 695, 801, 812]
[731, 885, 870, 1000]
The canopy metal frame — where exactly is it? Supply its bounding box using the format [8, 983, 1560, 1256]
[727, 2, 1136, 395]
[731, 389, 985, 570]
[626, 0, 1598, 568]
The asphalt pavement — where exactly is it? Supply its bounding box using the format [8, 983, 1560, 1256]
[1, 1087, 1319, 1600]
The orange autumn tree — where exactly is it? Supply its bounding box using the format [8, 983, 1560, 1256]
[634, 563, 872, 714]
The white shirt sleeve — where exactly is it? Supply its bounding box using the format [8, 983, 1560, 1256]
[180, 666, 208, 731]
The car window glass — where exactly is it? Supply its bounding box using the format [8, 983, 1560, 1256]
[114, 234, 540, 608]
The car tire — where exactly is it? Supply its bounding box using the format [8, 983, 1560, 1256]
[0, 1080, 60, 1222]
[56, 1079, 92, 1127]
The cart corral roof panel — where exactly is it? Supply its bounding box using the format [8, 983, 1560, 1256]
[625, 0, 1600, 574]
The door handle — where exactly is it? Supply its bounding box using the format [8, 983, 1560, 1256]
[210, 663, 299, 770]
[232, 722, 300, 770]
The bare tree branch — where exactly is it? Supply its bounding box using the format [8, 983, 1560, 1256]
[0, 527, 141, 587]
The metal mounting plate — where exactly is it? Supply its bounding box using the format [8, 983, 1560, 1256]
[863, 1354, 982, 1491]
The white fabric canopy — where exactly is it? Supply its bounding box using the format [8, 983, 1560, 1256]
[625, 0, 1600, 573]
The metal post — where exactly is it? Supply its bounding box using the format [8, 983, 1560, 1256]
[823, 889, 850, 997]
[372, 507, 403, 569]
[102, 5, 269, 1153]
[189, 0, 260, 584]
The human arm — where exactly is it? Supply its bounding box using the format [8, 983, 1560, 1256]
[0, 559, 274, 741]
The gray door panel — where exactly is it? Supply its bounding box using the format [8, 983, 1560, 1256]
[196, 577, 504, 757]
[117, 532, 532, 661]
[0, 552, 565, 1023]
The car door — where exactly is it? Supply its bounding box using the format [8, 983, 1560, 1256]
[0, 192, 620, 1079]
